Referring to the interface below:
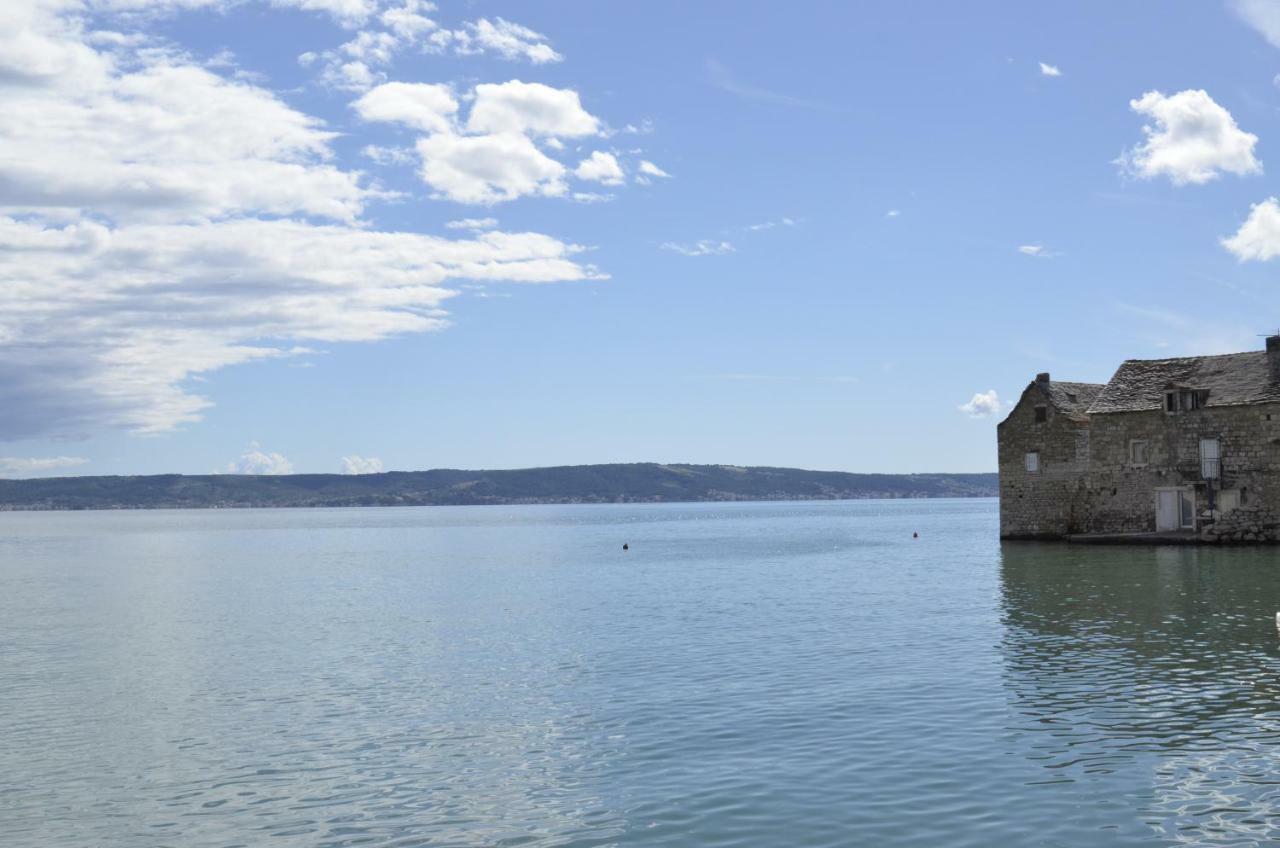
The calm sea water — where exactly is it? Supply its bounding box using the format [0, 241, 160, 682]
[4, 499, 1280, 846]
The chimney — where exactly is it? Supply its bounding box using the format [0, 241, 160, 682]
[1267, 335, 1280, 355]
[1036, 372, 1050, 384]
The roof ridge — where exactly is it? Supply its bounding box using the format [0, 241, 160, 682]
[1117, 350, 1262, 366]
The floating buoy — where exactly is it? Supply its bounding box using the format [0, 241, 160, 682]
[913, 532, 918, 539]
[623, 543, 629, 551]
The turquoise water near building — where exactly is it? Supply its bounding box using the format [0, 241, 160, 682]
[4, 499, 1280, 846]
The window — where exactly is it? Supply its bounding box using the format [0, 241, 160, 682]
[1129, 440, 1148, 465]
[1025, 451, 1040, 473]
[1034, 405, 1047, 423]
[1166, 389, 1209, 413]
[1200, 438, 1220, 480]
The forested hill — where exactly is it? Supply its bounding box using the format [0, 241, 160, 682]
[0, 463, 997, 510]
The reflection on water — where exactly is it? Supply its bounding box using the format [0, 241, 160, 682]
[1000, 543, 1280, 844]
[7, 502, 1280, 846]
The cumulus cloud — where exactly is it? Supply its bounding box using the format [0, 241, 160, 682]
[0, 3, 604, 440]
[958, 390, 1001, 418]
[341, 455, 384, 474]
[1119, 90, 1261, 185]
[353, 82, 458, 132]
[226, 445, 293, 475]
[0, 456, 89, 478]
[574, 151, 625, 185]
[661, 240, 735, 256]
[1221, 196, 1280, 261]
[415, 132, 567, 204]
[1038, 62, 1061, 77]
[1018, 244, 1061, 258]
[356, 79, 615, 204]
[466, 81, 600, 138]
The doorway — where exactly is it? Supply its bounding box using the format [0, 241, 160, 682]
[1156, 488, 1194, 531]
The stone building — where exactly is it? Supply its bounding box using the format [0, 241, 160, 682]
[998, 336, 1280, 542]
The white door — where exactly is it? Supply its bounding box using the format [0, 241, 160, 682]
[1156, 490, 1180, 531]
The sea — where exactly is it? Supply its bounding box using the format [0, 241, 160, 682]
[4, 498, 1280, 847]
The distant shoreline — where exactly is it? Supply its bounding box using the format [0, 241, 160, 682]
[0, 463, 997, 512]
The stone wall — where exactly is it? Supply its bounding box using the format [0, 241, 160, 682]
[1086, 403, 1280, 539]
[999, 393, 1280, 541]
[998, 382, 1092, 538]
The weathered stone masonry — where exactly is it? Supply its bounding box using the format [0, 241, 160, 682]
[998, 338, 1280, 542]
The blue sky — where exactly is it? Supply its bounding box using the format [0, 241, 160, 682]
[7, 1, 1280, 477]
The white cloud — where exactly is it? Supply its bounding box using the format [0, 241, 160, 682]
[0, 56, 371, 223]
[353, 82, 457, 133]
[1038, 62, 1061, 77]
[574, 151, 625, 185]
[637, 160, 671, 178]
[1222, 196, 1280, 261]
[466, 80, 600, 138]
[1230, 0, 1280, 48]
[0, 3, 604, 439]
[226, 445, 293, 475]
[1119, 90, 1261, 185]
[0, 456, 89, 478]
[360, 143, 415, 165]
[661, 240, 735, 256]
[415, 132, 567, 204]
[958, 390, 1001, 418]
[379, 0, 436, 39]
[341, 454, 384, 474]
[746, 217, 797, 231]
[438, 17, 562, 64]
[356, 79, 612, 204]
[886, 209, 901, 217]
[298, 3, 557, 91]
[1018, 244, 1061, 258]
[446, 217, 498, 230]
[0, 217, 601, 437]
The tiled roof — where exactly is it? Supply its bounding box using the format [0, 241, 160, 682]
[1087, 351, 1280, 414]
[1041, 381, 1105, 419]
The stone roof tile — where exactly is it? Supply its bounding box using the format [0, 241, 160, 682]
[1087, 351, 1280, 414]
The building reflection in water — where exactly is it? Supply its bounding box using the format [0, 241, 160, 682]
[999, 541, 1280, 844]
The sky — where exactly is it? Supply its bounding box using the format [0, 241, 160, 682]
[9, 1, 1280, 477]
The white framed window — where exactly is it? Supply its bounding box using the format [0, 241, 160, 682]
[1200, 438, 1220, 480]
[1025, 451, 1040, 473]
[1129, 440, 1148, 465]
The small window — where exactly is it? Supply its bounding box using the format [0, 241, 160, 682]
[1165, 389, 1208, 413]
[1025, 452, 1040, 473]
[1129, 440, 1148, 465]
[1034, 405, 1047, 423]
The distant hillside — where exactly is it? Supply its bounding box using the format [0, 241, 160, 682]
[0, 463, 997, 511]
